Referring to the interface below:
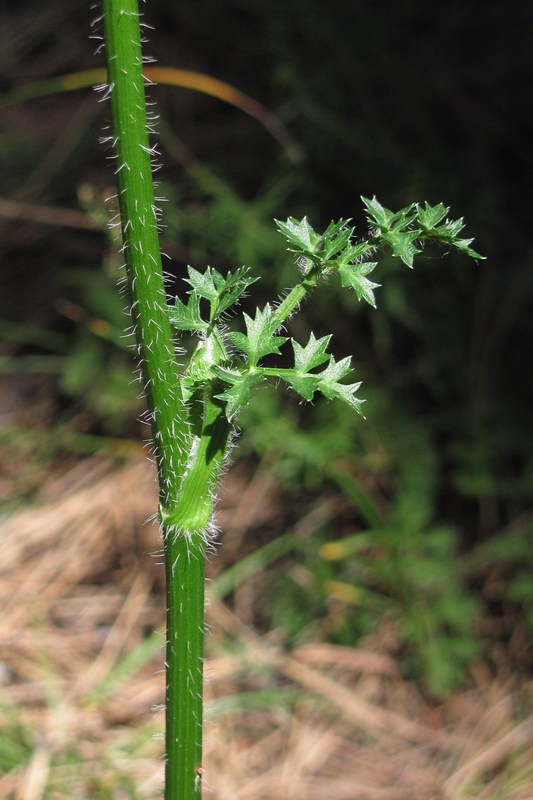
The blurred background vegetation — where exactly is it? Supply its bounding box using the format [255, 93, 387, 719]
[1, 0, 532, 716]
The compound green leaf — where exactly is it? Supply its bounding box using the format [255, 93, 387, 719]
[168, 293, 208, 333]
[417, 201, 449, 231]
[321, 378, 365, 411]
[321, 220, 354, 260]
[183, 265, 257, 323]
[338, 261, 380, 307]
[292, 333, 332, 372]
[283, 372, 320, 401]
[215, 371, 264, 420]
[275, 216, 322, 256]
[451, 238, 484, 259]
[361, 196, 395, 230]
[184, 265, 219, 303]
[385, 229, 422, 268]
[227, 304, 288, 366]
[277, 354, 365, 414]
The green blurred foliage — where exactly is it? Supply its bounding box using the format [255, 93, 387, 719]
[240, 386, 480, 695]
[56, 266, 139, 433]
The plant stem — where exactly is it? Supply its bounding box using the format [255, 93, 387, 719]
[101, 1, 209, 796]
[164, 534, 205, 799]
[101, 0, 187, 502]
[272, 274, 319, 328]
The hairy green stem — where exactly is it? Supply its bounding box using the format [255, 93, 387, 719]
[102, 1, 209, 796]
[101, 0, 188, 502]
[272, 273, 319, 328]
[163, 389, 232, 533]
[162, 388, 230, 798]
[164, 533, 205, 799]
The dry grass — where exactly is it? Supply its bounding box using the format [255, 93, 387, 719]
[1, 456, 532, 799]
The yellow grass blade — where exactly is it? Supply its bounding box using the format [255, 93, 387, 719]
[3, 67, 303, 162]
